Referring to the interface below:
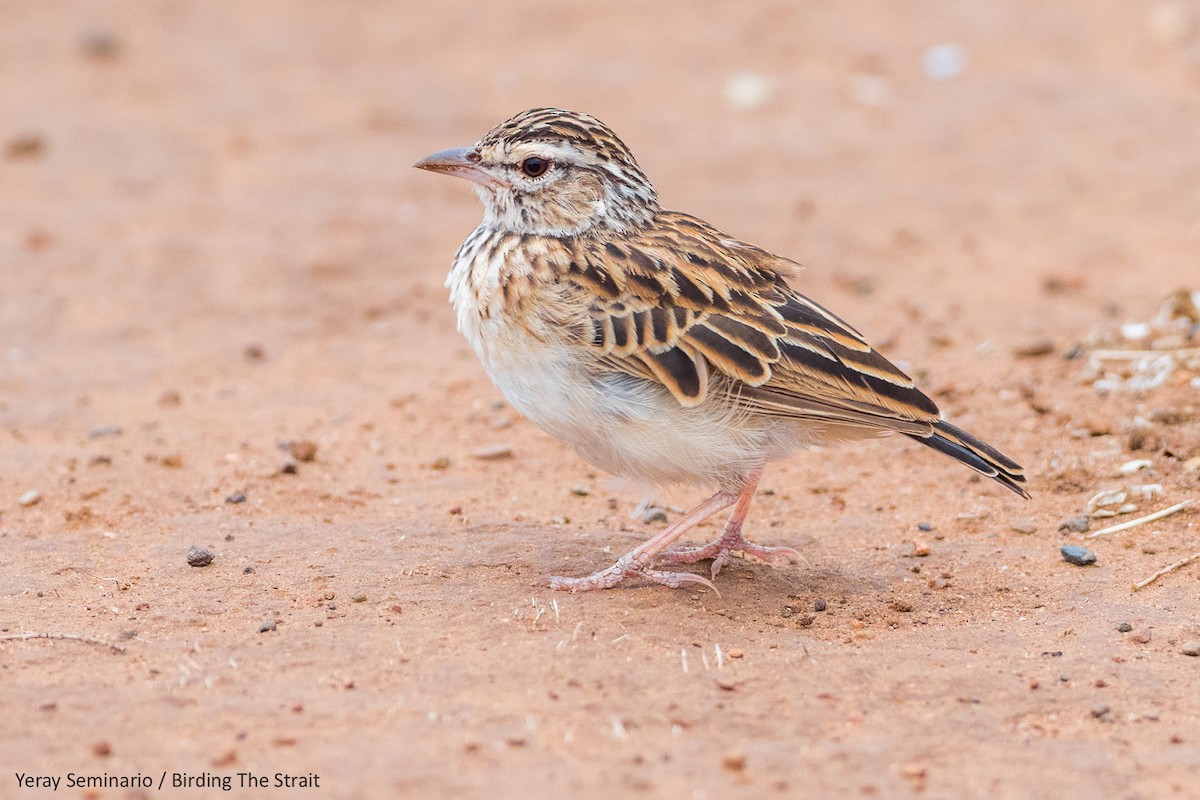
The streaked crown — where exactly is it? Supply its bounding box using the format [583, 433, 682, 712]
[444, 108, 661, 237]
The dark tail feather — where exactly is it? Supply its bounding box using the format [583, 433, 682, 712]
[908, 420, 1030, 498]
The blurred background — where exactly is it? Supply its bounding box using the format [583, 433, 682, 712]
[2, 2, 1200, 796]
[4, 2, 1198, 404]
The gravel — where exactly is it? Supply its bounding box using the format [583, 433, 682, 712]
[186, 545, 215, 567]
[88, 424, 123, 438]
[288, 440, 318, 462]
[1058, 516, 1090, 533]
[640, 506, 668, 524]
[1181, 641, 1200, 657]
[1060, 545, 1097, 566]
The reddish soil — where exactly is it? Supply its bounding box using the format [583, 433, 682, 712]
[3, 2, 1199, 798]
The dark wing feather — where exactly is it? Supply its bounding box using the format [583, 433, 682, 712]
[554, 211, 1027, 496]
[566, 211, 936, 431]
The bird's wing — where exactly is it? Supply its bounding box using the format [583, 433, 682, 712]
[564, 212, 940, 435]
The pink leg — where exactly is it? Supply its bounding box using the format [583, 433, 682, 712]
[658, 466, 800, 579]
[548, 489, 738, 592]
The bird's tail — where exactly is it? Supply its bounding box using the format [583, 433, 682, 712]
[908, 419, 1029, 498]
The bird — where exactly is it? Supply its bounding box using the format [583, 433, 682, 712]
[414, 108, 1028, 592]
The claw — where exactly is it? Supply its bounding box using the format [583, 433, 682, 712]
[548, 560, 718, 594]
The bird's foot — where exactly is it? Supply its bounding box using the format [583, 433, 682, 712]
[659, 527, 800, 579]
[549, 553, 717, 593]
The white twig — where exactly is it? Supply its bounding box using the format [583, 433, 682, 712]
[1087, 499, 1195, 538]
[0, 632, 126, 653]
[1132, 552, 1200, 592]
[1090, 348, 1200, 360]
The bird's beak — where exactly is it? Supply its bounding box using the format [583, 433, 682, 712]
[413, 146, 510, 189]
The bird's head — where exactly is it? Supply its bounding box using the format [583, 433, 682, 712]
[414, 108, 659, 237]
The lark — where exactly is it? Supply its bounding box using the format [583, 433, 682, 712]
[415, 108, 1028, 592]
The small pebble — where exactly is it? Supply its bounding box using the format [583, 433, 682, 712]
[724, 71, 775, 111]
[19, 489, 42, 507]
[88, 424, 123, 438]
[1058, 516, 1090, 534]
[259, 619, 277, 633]
[727, 648, 745, 659]
[225, 492, 247, 504]
[1061, 545, 1096, 566]
[912, 540, 931, 557]
[160, 453, 183, 468]
[6, 132, 45, 159]
[80, 29, 121, 59]
[917, 522, 933, 532]
[1181, 641, 1200, 657]
[472, 444, 513, 460]
[814, 599, 827, 612]
[720, 749, 747, 771]
[570, 484, 591, 497]
[279, 462, 298, 475]
[922, 43, 968, 80]
[1116, 621, 1133, 633]
[243, 343, 266, 361]
[288, 440, 318, 462]
[158, 389, 182, 406]
[1009, 519, 1037, 534]
[641, 506, 669, 524]
[1013, 339, 1054, 358]
[243, 566, 255, 574]
[430, 456, 451, 470]
[1134, 630, 1152, 644]
[186, 545, 215, 567]
[91, 741, 112, 757]
[1090, 703, 1111, 719]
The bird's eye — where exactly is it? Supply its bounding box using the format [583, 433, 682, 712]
[521, 157, 550, 178]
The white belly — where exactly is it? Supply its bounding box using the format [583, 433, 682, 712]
[478, 335, 804, 490]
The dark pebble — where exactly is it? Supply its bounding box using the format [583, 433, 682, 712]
[640, 507, 669, 524]
[1060, 545, 1096, 566]
[225, 491, 247, 504]
[814, 599, 827, 612]
[1116, 621, 1132, 633]
[258, 619, 277, 633]
[80, 29, 121, 59]
[1090, 703, 1110, 719]
[243, 566, 255, 574]
[280, 462, 298, 475]
[6, 132, 45, 159]
[186, 545, 215, 567]
[1058, 516, 1090, 534]
[917, 522, 933, 532]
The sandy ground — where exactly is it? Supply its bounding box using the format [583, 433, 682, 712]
[3, 1, 1200, 798]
